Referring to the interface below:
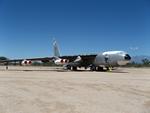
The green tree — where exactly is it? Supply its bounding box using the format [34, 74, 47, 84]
[142, 58, 150, 66]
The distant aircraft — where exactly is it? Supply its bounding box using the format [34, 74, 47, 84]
[0, 41, 131, 71]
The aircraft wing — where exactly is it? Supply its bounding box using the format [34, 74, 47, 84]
[60, 54, 96, 61]
[0, 54, 97, 67]
[0, 57, 54, 64]
[60, 54, 97, 67]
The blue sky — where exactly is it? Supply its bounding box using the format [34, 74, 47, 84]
[0, 0, 150, 58]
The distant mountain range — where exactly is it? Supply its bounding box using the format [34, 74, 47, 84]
[131, 56, 150, 63]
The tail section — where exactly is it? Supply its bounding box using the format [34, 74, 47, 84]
[52, 41, 69, 65]
[53, 41, 60, 57]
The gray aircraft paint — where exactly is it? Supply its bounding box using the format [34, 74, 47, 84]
[94, 51, 130, 67]
[53, 41, 131, 68]
[0, 41, 131, 70]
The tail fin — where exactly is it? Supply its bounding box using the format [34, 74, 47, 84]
[53, 41, 60, 57]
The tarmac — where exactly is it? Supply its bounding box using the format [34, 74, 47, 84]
[0, 66, 149, 113]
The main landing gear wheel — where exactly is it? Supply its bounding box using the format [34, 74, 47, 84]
[90, 66, 104, 71]
[90, 66, 96, 71]
[72, 66, 77, 71]
[97, 66, 104, 71]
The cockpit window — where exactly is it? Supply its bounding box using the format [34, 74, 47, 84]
[124, 54, 131, 60]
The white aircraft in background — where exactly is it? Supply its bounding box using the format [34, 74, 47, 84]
[1, 41, 131, 71]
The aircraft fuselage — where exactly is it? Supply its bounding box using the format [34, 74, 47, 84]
[94, 51, 131, 67]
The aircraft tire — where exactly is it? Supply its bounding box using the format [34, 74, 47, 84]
[72, 66, 77, 71]
[90, 66, 96, 71]
[66, 65, 71, 70]
[97, 66, 104, 71]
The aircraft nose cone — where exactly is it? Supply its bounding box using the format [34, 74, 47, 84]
[124, 54, 131, 60]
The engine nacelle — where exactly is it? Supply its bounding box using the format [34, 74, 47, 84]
[21, 60, 32, 66]
[54, 58, 69, 65]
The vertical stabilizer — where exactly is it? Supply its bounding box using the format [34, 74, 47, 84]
[53, 41, 60, 57]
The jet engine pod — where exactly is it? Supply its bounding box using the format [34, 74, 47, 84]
[21, 60, 32, 66]
[54, 58, 69, 65]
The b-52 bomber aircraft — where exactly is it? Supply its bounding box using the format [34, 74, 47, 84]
[1, 41, 131, 71]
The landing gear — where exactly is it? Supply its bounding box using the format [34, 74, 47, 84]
[66, 65, 71, 70]
[72, 66, 77, 71]
[64, 65, 112, 72]
[64, 65, 78, 71]
[106, 66, 112, 71]
[97, 66, 104, 71]
[90, 65, 104, 71]
[90, 65, 96, 71]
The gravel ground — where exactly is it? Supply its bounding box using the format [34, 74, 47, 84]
[0, 66, 149, 113]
